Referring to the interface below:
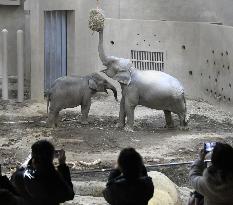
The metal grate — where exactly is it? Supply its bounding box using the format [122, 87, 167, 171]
[131, 50, 165, 71]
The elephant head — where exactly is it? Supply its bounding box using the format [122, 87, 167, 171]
[98, 29, 133, 85]
[88, 73, 118, 101]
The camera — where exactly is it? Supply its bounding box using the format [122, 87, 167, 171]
[204, 142, 216, 153]
[54, 150, 62, 158]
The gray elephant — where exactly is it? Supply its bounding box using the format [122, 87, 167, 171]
[98, 29, 187, 131]
[46, 73, 118, 127]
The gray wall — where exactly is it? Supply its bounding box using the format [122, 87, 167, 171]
[100, 0, 233, 26]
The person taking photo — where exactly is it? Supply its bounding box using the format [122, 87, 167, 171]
[189, 142, 233, 205]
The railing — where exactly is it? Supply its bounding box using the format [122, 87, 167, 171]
[0, 29, 24, 102]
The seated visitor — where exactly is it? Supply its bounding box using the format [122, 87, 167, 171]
[103, 147, 154, 205]
[189, 142, 233, 205]
[11, 140, 75, 205]
[0, 173, 26, 205]
[0, 189, 24, 205]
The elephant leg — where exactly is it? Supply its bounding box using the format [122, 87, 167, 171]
[117, 97, 126, 128]
[47, 112, 55, 127]
[164, 110, 174, 128]
[178, 112, 188, 127]
[54, 111, 60, 127]
[177, 112, 190, 131]
[125, 99, 136, 132]
[47, 105, 60, 128]
[47, 111, 59, 127]
[81, 100, 91, 125]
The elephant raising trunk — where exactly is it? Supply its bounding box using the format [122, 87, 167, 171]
[98, 29, 109, 66]
[97, 29, 188, 132]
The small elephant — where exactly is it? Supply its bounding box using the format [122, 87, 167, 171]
[46, 73, 118, 127]
[98, 29, 187, 131]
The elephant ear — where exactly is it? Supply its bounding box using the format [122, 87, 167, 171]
[113, 71, 131, 85]
[88, 79, 97, 90]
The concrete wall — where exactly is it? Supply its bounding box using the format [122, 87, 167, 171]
[100, 19, 233, 109]
[0, 1, 25, 76]
[99, 0, 233, 27]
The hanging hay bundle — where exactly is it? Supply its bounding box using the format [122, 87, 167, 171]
[89, 8, 105, 32]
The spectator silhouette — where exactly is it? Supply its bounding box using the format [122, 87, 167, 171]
[11, 140, 74, 205]
[103, 147, 154, 205]
[0, 189, 25, 205]
[0, 173, 27, 205]
[189, 142, 233, 205]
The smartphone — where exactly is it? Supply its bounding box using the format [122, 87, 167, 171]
[204, 142, 216, 153]
[54, 150, 61, 158]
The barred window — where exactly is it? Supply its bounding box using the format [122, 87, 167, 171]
[131, 50, 165, 71]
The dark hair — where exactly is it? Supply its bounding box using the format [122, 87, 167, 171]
[118, 148, 143, 180]
[0, 189, 18, 205]
[211, 142, 233, 174]
[31, 140, 55, 168]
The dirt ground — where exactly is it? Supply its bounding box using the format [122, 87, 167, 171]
[0, 93, 233, 187]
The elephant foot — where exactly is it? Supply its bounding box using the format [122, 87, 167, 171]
[116, 122, 125, 129]
[46, 120, 56, 128]
[124, 125, 134, 132]
[164, 124, 175, 129]
[178, 125, 190, 131]
[81, 120, 89, 125]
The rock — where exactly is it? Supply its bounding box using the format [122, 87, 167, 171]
[64, 196, 107, 205]
[72, 181, 105, 197]
[148, 171, 181, 205]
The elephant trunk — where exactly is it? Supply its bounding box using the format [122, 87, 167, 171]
[106, 83, 118, 101]
[98, 30, 109, 66]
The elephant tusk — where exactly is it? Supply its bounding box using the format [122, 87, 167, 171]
[100, 69, 107, 73]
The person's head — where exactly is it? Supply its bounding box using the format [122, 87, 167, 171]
[31, 140, 55, 170]
[117, 148, 143, 180]
[211, 142, 233, 173]
[0, 189, 18, 205]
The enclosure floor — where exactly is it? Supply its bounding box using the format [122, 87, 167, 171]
[0, 94, 233, 187]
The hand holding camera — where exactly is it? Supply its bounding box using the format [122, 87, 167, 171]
[55, 149, 66, 165]
[199, 142, 216, 161]
[204, 142, 216, 153]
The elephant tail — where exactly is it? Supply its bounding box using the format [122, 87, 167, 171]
[183, 93, 188, 125]
[44, 90, 51, 114]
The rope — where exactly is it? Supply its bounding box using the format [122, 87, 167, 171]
[72, 160, 211, 175]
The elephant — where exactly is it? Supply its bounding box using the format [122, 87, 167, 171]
[97, 29, 187, 132]
[46, 73, 118, 127]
